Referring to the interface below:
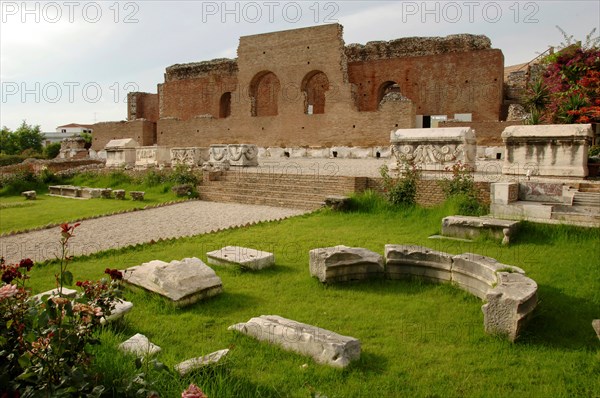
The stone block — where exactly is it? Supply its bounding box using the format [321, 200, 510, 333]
[174, 349, 229, 376]
[452, 253, 524, 299]
[324, 196, 350, 211]
[122, 257, 223, 307]
[593, 320, 600, 340]
[228, 144, 259, 166]
[171, 147, 209, 166]
[441, 216, 520, 245]
[135, 146, 171, 168]
[113, 189, 126, 200]
[482, 272, 537, 342]
[490, 182, 519, 205]
[81, 188, 103, 199]
[385, 244, 453, 282]
[390, 127, 476, 171]
[502, 124, 593, 177]
[21, 190, 36, 200]
[206, 246, 274, 270]
[309, 245, 384, 283]
[229, 315, 360, 368]
[119, 333, 161, 356]
[100, 188, 113, 199]
[130, 191, 145, 201]
[101, 299, 133, 324]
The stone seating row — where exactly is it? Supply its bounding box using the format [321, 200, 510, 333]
[309, 245, 538, 342]
[48, 185, 144, 200]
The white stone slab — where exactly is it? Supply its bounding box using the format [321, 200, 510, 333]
[174, 349, 230, 376]
[33, 287, 77, 301]
[309, 245, 384, 283]
[101, 299, 133, 325]
[229, 315, 360, 368]
[119, 333, 161, 356]
[206, 246, 274, 270]
[122, 257, 223, 307]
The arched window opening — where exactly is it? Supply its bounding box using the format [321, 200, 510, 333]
[250, 71, 280, 117]
[302, 71, 329, 115]
[219, 92, 231, 118]
[377, 81, 401, 106]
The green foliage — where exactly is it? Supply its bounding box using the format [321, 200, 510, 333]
[346, 189, 391, 213]
[439, 162, 488, 216]
[0, 153, 28, 167]
[0, 225, 123, 397]
[170, 163, 200, 185]
[589, 145, 600, 157]
[43, 142, 61, 159]
[0, 121, 45, 155]
[379, 160, 420, 207]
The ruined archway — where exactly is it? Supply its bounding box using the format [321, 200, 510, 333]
[250, 71, 280, 117]
[301, 70, 329, 114]
[377, 81, 401, 107]
[219, 92, 231, 118]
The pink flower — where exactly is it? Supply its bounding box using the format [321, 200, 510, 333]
[181, 384, 208, 398]
[0, 283, 18, 299]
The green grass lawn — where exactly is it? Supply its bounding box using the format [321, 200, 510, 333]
[0, 170, 193, 233]
[24, 203, 600, 397]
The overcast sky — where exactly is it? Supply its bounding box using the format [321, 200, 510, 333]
[1, 1, 598, 132]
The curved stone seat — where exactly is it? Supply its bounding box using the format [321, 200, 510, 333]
[385, 245, 537, 342]
[309, 245, 384, 283]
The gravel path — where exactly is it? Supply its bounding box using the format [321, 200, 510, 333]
[0, 201, 307, 264]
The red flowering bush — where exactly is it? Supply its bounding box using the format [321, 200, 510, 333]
[529, 45, 600, 124]
[0, 223, 123, 397]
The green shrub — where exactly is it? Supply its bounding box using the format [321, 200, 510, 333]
[44, 142, 61, 159]
[169, 164, 200, 185]
[439, 162, 488, 216]
[379, 160, 420, 207]
[0, 154, 27, 167]
[346, 189, 391, 213]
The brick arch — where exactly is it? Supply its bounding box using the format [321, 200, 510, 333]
[377, 81, 401, 106]
[301, 70, 329, 114]
[219, 92, 231, 118]
[250, 71, 280, 117]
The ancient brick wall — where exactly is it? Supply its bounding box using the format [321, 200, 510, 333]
[366, 177, 490, 207]
[128, 92, 159, 122]
[438, 120, 523, 146]
[160, 59, 238, 120]
[92, 120, 156, 150]
[110, 24, 504, 150]
[347, 49, 503, 121]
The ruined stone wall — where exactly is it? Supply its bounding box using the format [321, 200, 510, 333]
[160, 59, 238, 120]
[91, 120, 156, 150]
[438, 121, 524, 146]
[347, 49, 504, 120]
[156, 99, 415, 148]
[128, 92, 159, 122]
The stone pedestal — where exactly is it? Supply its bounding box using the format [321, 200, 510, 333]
[502, 124, 593, 178]
[390, 127, 476, 171]
[170, 147, 210, 166]
[105, 138, 139, 168]
[135, 146, 171, 168]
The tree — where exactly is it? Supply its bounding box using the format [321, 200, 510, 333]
[0, 126, 18, 155]
[14, 121, 44, 154]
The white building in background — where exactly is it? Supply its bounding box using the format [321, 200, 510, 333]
[42, 123, 94, 146]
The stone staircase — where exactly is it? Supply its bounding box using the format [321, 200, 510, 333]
[198, 170, 368, 210]
[573, 184, 600, 208]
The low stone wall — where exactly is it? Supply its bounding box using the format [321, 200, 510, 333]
[385, 245, 537, 341]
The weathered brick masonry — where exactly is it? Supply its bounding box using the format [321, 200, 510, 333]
[92, 24, 504, 151]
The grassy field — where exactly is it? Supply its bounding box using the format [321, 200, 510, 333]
[0, 170, 195, 233]
[24, 201, 600, 397]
